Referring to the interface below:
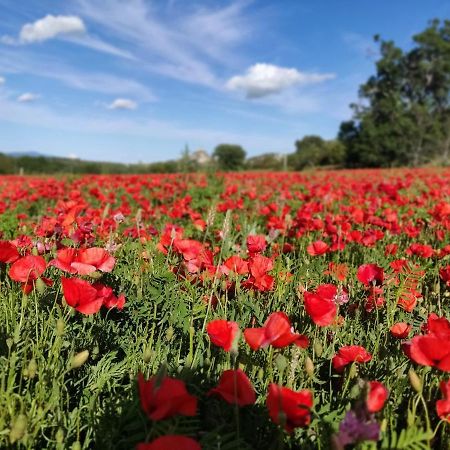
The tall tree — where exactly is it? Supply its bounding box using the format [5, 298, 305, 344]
[339, 19, 450, 167]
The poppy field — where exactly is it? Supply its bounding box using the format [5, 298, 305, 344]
[1, 168, 450, 450]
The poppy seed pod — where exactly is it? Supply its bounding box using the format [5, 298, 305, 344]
[9, 414, 27, 444]
[305, 356, 314, 377]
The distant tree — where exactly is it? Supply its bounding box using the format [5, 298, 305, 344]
[0, 153, 14, 174]
[246, 153, 283, 170]
[339, 19, 450, 167]
[290, 136, 346, 169]
[213, 144, 246, 171]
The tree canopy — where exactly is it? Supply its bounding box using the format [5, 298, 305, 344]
[213, 144, 247, 171]
[339, 19, 450, 167]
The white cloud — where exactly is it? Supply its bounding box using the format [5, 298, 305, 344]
[0, 76, 5, 85]
[68, 153, 79, 160]
[17, 92, 39, 103]
[226, 63, 336, 98]
[108, 98, 137, 110]
[19, 15, 86, 43]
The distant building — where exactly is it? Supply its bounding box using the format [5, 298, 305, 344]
[189, 149, 211, 166]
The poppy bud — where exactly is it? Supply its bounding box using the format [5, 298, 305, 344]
[313, 341, 323, 357]
[143, 346, 152, 363]
[166, 326, 174, 341]
[275, 354, 288, 375]
[70, 350, 89, 370]
[35, 277, 46, 294]
[72, 441, 82, 450]
[348, 362, 358, 379]
[305, 356, 314, 377]
[56, 318, 65, 336]
[9, 414, 27, 444]
[257, 367, 264, 381]
[88, 271, 102, 280]
[408, 368, 422, 393]
[55, 428, 64, 444]
[27, 358, 37, 379]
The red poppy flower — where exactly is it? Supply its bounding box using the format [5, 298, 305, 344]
[436, 380, 450, 422]
[390, 322, 412, 339]
[138, 373, 197, 421]
[206, 320, 240, 352]
[220, 255, 249, 275]
[324, 262, 348, 281]
[303, 285, 338, 327]
[243, 255, 275, 292]
[0, 240, 20, 263]
[61, 277, 125, 315]
[406, 243, 434, 258]
[366, 381, 388, 413]
[440, 266, 450, 287]
[9, 255, 46, 282]
[246, 234, 266, 254]
[208, 369, 255, 406]
[332, 345, 372, 372]
[62, 277, 103, 315]
[137, 435, 201, 450]
[266, 383, 313, 432]
[244, 312, 308, 350]
[357, 264, 384, 286]
[307, 240, 329, 256]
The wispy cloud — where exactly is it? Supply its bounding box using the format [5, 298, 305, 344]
[76, 0, 252, 87]
[0, 48, 155, 101]
[17, 92, 39, 102]
[226, 63, 335, 98]
[0, 76, 5, 85]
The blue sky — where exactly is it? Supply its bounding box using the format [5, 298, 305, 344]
[0, 0, 448, 163]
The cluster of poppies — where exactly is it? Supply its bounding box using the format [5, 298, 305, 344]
[0, 240, 124, 314]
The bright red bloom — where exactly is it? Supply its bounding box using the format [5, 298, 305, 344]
[62, 277, 103, 315]
[440, 265, 450, 287]
[366, 381, 388, 413]
[220, 255, 249, 275]
[0, 240, 20, 263]
[307, 240, 329, 256]
[406, 243, 434, 258]
[390, 322, 412, 339]
[332, 345, 372, 372]
[244, 312, 308, 350]
[246, 234, 267, 254]
[9, 255, 46, 282]
[384, 244, 398, 256]
[138, 373, 197, 421]
[208, 369, 256, 406]
[206, 320, 239, 352]
[61, 277, 125, 315]
[244, 255, 275, 291]
[357, 264, 384, 286]
[137, 435, 201, 450]
[49, 247, 115, 275]
[303, 286, 337, 327]
[436, 380, 450, 422]
[266, 383, 313, 432]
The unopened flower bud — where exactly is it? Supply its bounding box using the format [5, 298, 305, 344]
[70, 350, 89, 370]
[56, 318, 65, 336]
[72, 441, 82, 450]
[55, 428, 64, 444]
[305, 356, 314, 377]
[408, 368, 422, 393]
[143, 346, 152, 363]
[35, 277, 46, 294]
[313, 341, 323, 357]
[275, 354, 288, 374]
[165, 326, 174, 341]
[27, 358, 37, 379]
[9, 414, 27, 444]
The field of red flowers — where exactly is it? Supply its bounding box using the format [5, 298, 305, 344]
[1, 169, 450, 449]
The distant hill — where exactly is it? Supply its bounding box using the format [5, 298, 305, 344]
[7, 151, 47, 158]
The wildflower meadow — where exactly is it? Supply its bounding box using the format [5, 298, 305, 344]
[1, 168, 450, 449]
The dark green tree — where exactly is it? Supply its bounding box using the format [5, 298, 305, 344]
[339, 19, 450, 167]
[290, 136, 346, 169]
[213, 144, 246, 171]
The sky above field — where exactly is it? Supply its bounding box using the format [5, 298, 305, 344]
[0, 0, 448, 163]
